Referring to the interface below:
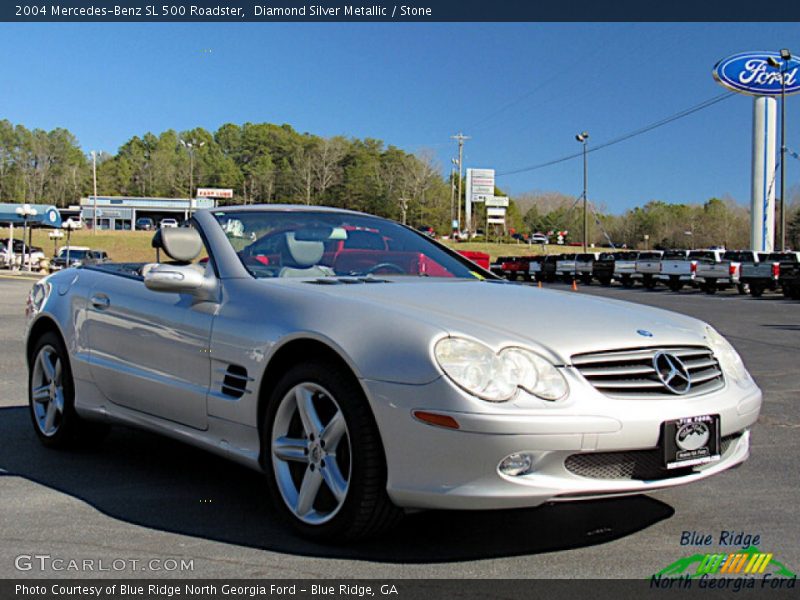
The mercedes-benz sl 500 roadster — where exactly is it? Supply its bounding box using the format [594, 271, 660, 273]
[24, 206, 762, 540]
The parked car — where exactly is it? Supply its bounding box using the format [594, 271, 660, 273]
[528, 254, 558, 283]
[160, 218, 179, 228]
[739, 251, 779, 297]
[50, 247, 110, 270]
[592, 252, 623, 286]
[555, 253, 578, 281]
[575, 252, 601, 284]
[634, 251, 664, 289]
[455, 250, 490, 271]
[1, 238, 46, 268]
[136, 217, 155, 231]
[25, 205, 761, 541]
[612, 252, 641, 288]
[657, 250, 695, 291]
[530, 233, 549, 245]
[497, 255, 538, 281]
[777, 251, 800, 299]
[689, 249, 740, 294]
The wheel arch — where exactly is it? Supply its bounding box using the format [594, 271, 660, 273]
[26, 315, 67, 368]
[255, 336, 377, 468]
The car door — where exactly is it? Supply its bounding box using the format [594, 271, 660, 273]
[84, 262, 216, 430]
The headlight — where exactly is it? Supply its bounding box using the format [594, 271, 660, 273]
[705, 326, 751, 387]
[434, 337, 568, 402]
[26, 279, 51, 319]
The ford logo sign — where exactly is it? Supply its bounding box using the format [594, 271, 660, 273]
[714, 51, 800, 96]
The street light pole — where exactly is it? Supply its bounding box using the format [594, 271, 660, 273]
[576, 132, 589, 252]
[90, 151, 98, 234]
[15, 203, 38, 272]
[768, 49, 792, 251]
[180, 139, 205, 218]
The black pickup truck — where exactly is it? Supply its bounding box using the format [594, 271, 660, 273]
[591, 252, 617, 286]
[777, 251, 800, 299]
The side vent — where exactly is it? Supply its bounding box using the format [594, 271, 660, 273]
[219, 364, 251, 398]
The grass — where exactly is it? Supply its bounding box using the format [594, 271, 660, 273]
[2, 226, 615, 264]
[3, 227, 157, 263]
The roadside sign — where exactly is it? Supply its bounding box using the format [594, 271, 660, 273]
[196, 187, 234, 199]
[486, 196, 509, 207]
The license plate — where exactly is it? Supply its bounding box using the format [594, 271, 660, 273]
[662, 414, 720, 469]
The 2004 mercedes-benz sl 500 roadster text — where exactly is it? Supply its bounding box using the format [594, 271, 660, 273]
[25, 206, 762, 540]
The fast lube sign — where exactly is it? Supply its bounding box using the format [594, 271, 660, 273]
[714, 51, 800, 252]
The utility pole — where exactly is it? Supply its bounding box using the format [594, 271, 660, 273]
[451, 132, 470, 234]
[449, 158, 457, 232]
[90, 151, 98, 234]
[576, 132, 589, 252]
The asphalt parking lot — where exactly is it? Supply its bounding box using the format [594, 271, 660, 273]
[0, 276, 797, 579]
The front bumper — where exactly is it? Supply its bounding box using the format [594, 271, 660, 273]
[363, 372, 761, 510]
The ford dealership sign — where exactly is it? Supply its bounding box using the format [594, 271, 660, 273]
[714, 52, 800, 96]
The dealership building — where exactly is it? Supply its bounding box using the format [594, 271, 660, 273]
[79, 195, 222, 230]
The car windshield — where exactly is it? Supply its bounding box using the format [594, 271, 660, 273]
[212, 210, 482, 279]
[58, 249, 88, 259]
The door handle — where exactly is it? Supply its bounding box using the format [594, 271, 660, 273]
[90, 294, 110, 310]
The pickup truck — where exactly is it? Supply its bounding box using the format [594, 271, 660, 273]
[491, 255, 537, 281]
[657, 250, 695, 291]
[555, 253, 578, 281]
[574, 252, 601, 284]
[592, 252, 618, 286]
[777, 252, 800, 299]
[635, 251, 665, 289]
[529, 254, 558, 282]
[691, 249, 743, 294]
[726, 251, 771, 296]
[614, 252, 641, 287]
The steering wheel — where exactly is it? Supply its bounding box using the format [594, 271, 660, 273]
[365, 262, 406, 275]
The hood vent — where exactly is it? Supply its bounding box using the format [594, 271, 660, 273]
[219, 364, 252, 398]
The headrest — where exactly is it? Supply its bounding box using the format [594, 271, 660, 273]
[152, 227, 203, 263]
[285, 232, 324, 267]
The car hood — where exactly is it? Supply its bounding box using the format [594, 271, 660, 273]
[302, 278, 708, 363]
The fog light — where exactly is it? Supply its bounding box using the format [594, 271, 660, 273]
[499, 453, 534, 477]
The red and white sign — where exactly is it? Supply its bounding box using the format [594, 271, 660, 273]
[196, 188, 234, 199]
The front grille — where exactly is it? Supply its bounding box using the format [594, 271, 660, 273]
[564, 432, 744, 481]
[571, 346, 724, 398]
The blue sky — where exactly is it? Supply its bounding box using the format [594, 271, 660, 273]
[1, 22, 798, 213]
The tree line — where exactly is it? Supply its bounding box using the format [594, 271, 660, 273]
[0, 118, 797, 249]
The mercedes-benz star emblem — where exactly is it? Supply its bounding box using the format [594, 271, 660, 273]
[675, 422, 710, 451]
[653, 351, 692, 394]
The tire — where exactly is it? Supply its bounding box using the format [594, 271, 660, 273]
[704, 279, 717, 295]
[750, 284, 764, 298]
[643, 276, 657, 289]
[737, 283, 749, 295]
[263, 359, 402, 541]
[581, 274, 592, 285]
[621, 276, 634, 289]
[668, 277, 683, 292]
[28, 331, 108, 448]
[599, 277, 612, 287]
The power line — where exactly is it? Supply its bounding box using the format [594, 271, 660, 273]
[497, 91, 736, 177]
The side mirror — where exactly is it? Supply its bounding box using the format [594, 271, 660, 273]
[144, 264, 206, 294]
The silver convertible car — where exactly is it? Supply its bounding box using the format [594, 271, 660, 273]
[25, 206, 762, 540]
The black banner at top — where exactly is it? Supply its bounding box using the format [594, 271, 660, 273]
[3, 0, 800, 22]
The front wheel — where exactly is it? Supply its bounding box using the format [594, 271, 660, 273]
[264, 360, 402, 541]
[28, 331, 107, 448]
